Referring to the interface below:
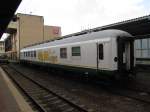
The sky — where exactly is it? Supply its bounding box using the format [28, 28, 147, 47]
[1, 0, 150, 41]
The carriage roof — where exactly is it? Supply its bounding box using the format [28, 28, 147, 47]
[21, 29, 132, 51]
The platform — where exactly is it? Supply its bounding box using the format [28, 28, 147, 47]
[0, 67, 33, 112]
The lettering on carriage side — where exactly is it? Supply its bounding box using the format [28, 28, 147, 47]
[48, 49, 58, 63]
[38, 51, 43, 61]
[43, 51, 49, 61]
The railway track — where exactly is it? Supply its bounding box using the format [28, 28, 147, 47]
[95, 78, 150, 105]
[2, 65, 89, 112]
[103, 85, 150, 104]
[88, 75, 150, 105]
[2, 64, 150, 112]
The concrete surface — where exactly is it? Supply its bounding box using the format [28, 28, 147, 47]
[0, 67, 33, 112]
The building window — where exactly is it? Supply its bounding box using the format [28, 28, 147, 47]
[135, 39, 150, 58]
[99, 44, 103, 60]
[60, 48, 67, 58]
[72, 46, 81, 56]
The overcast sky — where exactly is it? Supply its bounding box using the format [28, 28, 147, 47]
[16, 0, 150, 36]
[1, 0, 149, 41]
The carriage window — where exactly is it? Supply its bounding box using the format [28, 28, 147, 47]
[72, 46, 81, 56]
[32, 51, 34, 57]
[34, 51, 36, 57]
[60, 48, 67, 58]
[99, 44, 103, 60]
[28, 51, 30, 57]
[31, 51, 33, 57]
[29, 52, 31, 57]
[31, 52, 32, 57]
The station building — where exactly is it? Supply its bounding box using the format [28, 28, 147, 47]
[5, 13, 61, 60]
[135, 38, 150, 65]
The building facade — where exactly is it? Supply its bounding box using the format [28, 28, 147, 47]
[5, 13, 61, 60]
[44, 25, 61, 41]
[135, 38, 150, 65]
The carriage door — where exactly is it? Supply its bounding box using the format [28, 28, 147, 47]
[123, 42, 130, 70]
[97, 43, 106, 70]
[118, 38, 134, 71]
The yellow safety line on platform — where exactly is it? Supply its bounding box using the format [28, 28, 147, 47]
[0, 67, 34, 112]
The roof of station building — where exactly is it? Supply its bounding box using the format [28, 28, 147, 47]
[0, 0, 22, 38]
[24, 14, 150, 48]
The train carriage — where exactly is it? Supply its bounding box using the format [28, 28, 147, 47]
[20, 29, 135, 79]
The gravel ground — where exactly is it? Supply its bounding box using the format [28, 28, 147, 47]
[126, 71, 150, 93]
[10, 63, 150, 112]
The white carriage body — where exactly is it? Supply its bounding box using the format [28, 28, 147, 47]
[20, 30, 133, 74]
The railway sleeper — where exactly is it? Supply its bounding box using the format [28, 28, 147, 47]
[44, 94, 53, 98]
[46, 103, 67, 112]
[50, 100, 62, 105]
[62, 107, 74, 112]
[43, 98, 73, 111]
[26, 88, 44, 92]
[27, 90, 48, 95]
[57, 103, 68, 108]
[61, 105, 76, 112]
[47, 96, 58, 101]
[29, 92, 49, 97]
